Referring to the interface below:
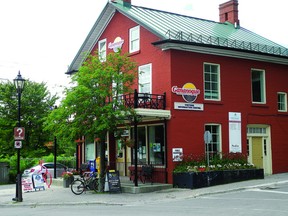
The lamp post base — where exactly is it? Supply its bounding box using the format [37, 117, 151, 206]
[12, 173, 23, 202]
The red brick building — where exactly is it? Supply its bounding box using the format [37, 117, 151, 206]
[67, 0, 288, 184]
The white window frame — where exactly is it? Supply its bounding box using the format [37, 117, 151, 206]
[277, 92, 287, 112]
[204, 124, 222, 157]
[203, 63, 221, 101]
[138, 63, 152, 93]
[129, 25, 140, 53]
[251, 69, 266, 104]
[98, 38, 107, 62]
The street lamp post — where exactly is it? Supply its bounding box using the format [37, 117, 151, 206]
[13, 71, 25, 202]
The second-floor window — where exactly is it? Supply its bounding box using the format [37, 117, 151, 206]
[98, 39, 107, 61]
[278, 92, 287, 112]
[204, 63, 220, 100]
[138, 64, 152, 93]
[129, 26, 140, 53]
[251, 69, 266, 103]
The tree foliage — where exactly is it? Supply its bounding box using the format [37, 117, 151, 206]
[0, 80, 58, 158]
[44, 50, 138, 145]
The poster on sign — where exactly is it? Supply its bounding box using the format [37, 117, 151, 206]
[32, 174, 45, 190]
[229, 112, 242, 153]
[22, 176, 34, 192]
[172, 148, 183, 161]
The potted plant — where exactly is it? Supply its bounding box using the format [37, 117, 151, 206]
[62, 171, 74, 188]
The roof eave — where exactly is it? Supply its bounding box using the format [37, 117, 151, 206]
[153, 39, 288, 65]
[67, 3, 116, 74]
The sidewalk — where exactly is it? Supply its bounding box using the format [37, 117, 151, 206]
[1, 173, 288, 207]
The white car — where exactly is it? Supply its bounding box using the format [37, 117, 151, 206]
[23, 162, 67, 178]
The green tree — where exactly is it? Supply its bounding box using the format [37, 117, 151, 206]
[44, 50, 138, 190]
[0, 80, 58, 159]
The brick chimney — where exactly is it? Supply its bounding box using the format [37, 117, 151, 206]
[219, 0, 239, 27]
[111, 0, 131, 7]
[123, 0, 131, 8]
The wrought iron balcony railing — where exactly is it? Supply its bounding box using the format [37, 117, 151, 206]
[122, 90, 166, 110]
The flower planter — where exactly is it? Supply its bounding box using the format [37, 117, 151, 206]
[63, 176, 74, 188]
[173, 169, 264, 189]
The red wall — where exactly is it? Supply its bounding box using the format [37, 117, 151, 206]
[165, 49, 288, 181]
[91, 11, 288, 183]
[95, 12, 171, 97]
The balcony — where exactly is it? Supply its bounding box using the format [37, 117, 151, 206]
[122, 90, 166, 110]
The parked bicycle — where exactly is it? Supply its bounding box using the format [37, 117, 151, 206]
[71, 171, 99, 195]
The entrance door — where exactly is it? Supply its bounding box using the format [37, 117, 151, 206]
[252, 137, 263, 169]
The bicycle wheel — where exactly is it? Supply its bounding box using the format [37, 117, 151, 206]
[71, 179, 85, 195]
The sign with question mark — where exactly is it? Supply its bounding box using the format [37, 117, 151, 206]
[14, 127, 25, 140]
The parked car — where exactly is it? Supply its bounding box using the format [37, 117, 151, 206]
[23, 162, 67, 178]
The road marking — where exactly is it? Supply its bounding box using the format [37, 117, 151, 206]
[248, 188, 288, 194]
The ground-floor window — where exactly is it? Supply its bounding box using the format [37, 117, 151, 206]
[131, 124, 165, 166]
[205, 124, 221, 158]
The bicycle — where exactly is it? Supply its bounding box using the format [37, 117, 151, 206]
[71, 171, 99, 195]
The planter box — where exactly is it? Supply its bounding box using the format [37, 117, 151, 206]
[173, 169, 264, 189]
[63, 176, 74, 188]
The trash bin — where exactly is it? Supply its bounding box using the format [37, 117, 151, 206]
[88, 160, 96, 172]
[0, 162, 10, 184]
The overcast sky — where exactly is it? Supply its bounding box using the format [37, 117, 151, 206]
[0, 0, 287, 97]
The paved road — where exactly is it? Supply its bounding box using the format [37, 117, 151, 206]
[1, 181, 288, 216]
[0, 173, 288, 210]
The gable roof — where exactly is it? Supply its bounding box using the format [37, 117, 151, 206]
[67, 0, 288, 74]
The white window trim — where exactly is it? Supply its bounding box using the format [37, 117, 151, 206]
[277, 92, 287, 112]
[251, 68, 266, 104]
[203, 62, 221, 101]
[98, 38, 107, 62]
[138, 63, 152, 94]
[129, 25, 140, 53]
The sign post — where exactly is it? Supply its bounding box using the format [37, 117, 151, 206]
[204, 131, 212, 167]
[204, 131, 212, 187]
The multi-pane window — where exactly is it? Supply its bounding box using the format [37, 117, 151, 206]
[251, 69, 266, 103]
[205, 124, 221, 158]
[278, 92, 287, 112]
[129, 26, 140, 53]
[204, 63, 220, 100]
[138, 64, 152, 93]
[98, 39, 107, 62]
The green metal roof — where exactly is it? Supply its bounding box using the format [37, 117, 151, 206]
[67, 0, 288, 74]
[113, 1, 288, 57]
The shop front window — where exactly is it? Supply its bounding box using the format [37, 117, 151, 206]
[149, 125, 164, 165]
[131, 124, 165, 166]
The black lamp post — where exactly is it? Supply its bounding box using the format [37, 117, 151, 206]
[53, 106, 57, 179]
[13, 71, 25, 202]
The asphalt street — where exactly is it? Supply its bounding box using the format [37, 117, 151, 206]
[0, 172, 288, 208]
